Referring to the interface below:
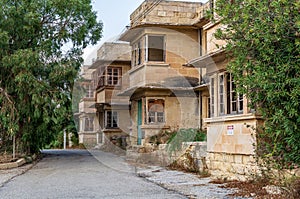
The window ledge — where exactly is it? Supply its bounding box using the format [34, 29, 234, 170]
[144, 62, 169, 67]
[96, 85, 121, 91]
[78, 131, 97, 134]
[129, 64, 145, 74]
[141, 124, 170, 129]
[204, 113, 262, 124]
[129, 63, 170, 75]
[103, 128, 122, 132]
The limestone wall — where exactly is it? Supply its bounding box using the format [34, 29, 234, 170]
[78, 99, 95, 114]
[78, 132, 98, 146]
[206, 117, 257, 155]
[206, 152, 259, 181]
[97, 42, 131, 61]
[172, 97, 199, 129]
[126, 142, 208, 173]
[130, 1, 203, 27]
[203, 23, 227, 56]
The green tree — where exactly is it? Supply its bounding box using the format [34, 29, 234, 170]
[215, 0, 300, 167]
[0, 0, 102, 154]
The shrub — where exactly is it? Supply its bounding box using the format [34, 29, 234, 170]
[167, 128, 206, 154]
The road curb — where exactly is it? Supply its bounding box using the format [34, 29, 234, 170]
[0, 154, 37, 170]
[0, 158, 26, 170]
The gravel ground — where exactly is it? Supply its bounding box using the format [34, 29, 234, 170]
[136, 166, 241, 199]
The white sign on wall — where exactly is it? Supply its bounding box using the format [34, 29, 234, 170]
[227, 125, 234, 135]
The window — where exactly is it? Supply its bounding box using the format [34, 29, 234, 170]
[85, 84, 94, 98]
[219, 74, 225, 115]
[147, 99, 165, 124]
[92, 71, 97, 90]
[204, 31, 208, 55]
[209, 72, 244, 117]
[210, 0, 214, 14]
[208, 97, 211, 118]
[146, 35, 165, 62]
[107, 68, 120, 85]
[80, 119, 83, 131]
[132, 42, 141, 66]
[199, 28, 203, 56]
[97, 67, 121, 88]
[105, 111, 118, 128]
[227, 73, 243, 114]
[84, 117, 94, 131]
[210, 77, 215, 117]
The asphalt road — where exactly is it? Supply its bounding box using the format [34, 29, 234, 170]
[0, 149, 186, 199]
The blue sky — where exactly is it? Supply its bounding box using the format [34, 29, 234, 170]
[83, 0, 208, 64]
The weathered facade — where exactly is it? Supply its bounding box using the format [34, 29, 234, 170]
[77, 0, 263, 179]
[119, 0, 262, 178]
[187, 0, 261, 178]
[90, 42, 132, 147]
[119, 0, 206, 146]
[77, 65, 101, 146]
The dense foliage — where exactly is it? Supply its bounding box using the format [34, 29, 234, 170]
[0, 0, 102, 153]
[167, 128, 207, 154]
[215, 0, 300, 166]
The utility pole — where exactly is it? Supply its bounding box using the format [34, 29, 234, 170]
[13, 135, 15, 159]
[63, 129, 67, 150]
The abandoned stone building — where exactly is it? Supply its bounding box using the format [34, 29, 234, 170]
[76, 65, 100, 145]
[118, 0, 203, 146]
[87, 42, 132, 147]
[77, 0, 261, 178]
[120, 0, 261, 178]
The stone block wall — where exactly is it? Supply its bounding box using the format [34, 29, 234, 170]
[204, 23, 227, 55]
[126, 142, 208, 173]
[79, 132, 97, 147]
[206, 152, 260, 181]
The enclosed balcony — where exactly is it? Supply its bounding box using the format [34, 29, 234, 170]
[78, 99, 96, 114]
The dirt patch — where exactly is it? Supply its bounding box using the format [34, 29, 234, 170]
[210, 179, 289, 199]
[0, 155, 18, 164]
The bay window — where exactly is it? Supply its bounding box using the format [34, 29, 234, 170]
[145, 35, 165, 62]
[98, 67, 121, 88]
[132, 42, 141, 66]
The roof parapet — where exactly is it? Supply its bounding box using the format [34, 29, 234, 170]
[130, 0, 206, 28]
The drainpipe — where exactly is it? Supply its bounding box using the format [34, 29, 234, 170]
[198, 68, 203, 130]
[199, 90, 202, 130]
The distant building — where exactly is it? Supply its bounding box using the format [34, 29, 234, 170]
[77, 65, 100, 146]
[90, 41, 132, 148]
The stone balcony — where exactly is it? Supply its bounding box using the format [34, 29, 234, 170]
[127, 62, 177, 88]
[96, 88, 130, 106]
[79, 98, 96, 114]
